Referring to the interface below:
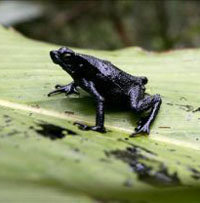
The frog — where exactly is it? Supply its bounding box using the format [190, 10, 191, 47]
[48, 47, 162, 137]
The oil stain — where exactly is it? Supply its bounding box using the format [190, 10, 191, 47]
[36, 123, 77, 140]
[106, 146, 180, 187]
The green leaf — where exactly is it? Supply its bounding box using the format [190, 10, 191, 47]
[0, 26, 200, 202]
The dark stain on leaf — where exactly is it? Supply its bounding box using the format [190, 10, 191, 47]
[73, 148, 80, 152]
[119, 139, 157, 156]
[185, 155, 192, 159]
[166, 103, 173, 106]
[167, 103, 195, 112]
[175, 104, 194, 112]
[31, 104, 40, 109]
[36, 123, 77, 140]
[131, 143, 156, 156]
[189, 168, 200, 180]
[99, 158, 112, 163]
[168, 149, 176, 152]
[3, 115, 12, 123]
[7, 130, 19, 136]
[106, 146, 180, 187]
[180, 97, 187, 101]
[64, 111, 75, 115]
[193, 107, 200, 113]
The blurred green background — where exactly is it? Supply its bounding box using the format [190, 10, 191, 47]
[1, 0, 200, 51]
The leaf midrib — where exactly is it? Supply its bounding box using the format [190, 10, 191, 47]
[0, 98, 199, 151]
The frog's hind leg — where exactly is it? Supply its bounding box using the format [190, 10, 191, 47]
[128, 87, 162, 137]
[47, 82, 79, 97]
[132, 95, 161, 136]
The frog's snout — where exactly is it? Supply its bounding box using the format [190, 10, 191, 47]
[50, 50, 58, 58]
[50, 50, 60, 64]
[142, 77, 148, 85]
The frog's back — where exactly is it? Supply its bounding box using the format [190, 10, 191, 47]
[77, 53, 147, 100]
[78, 53, 121, 77]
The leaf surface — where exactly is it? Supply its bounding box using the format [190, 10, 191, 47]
[0, 26, 200, 202]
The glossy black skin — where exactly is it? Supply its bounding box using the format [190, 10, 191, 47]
[48, 47, 162, 136]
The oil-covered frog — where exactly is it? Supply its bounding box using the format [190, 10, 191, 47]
[48, 47, 162, 136]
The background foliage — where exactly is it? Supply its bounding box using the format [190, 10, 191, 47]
[1, 0, 200, 51]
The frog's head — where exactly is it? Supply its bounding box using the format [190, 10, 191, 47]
[50, 47, 75, 64]
[50, 47, 77, 74]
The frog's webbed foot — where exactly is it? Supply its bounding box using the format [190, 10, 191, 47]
[130, 123, 150, 137]
[48, 82, 79, 97]
[74, 122, 106, 133]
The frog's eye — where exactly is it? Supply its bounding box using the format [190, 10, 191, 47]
[63, 53, 72, 59]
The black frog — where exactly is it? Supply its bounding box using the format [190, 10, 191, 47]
[48, 47, 162, 136]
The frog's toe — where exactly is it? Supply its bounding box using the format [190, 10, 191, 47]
[136, 117, 148, 128]
[48, 85, 72, 97]
[55, 84, 65, 89]
[130, 124, 150, 137]
[48, 88, 65, 97]
[74, 122, 106, 133]
[90, 126, 106, 133]
[74, 122, 90, 131]
[47, 89, 59, 97]
[135, 125, 142, 132]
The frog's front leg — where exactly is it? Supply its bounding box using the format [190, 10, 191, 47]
[74, 79, 106, 133]
[128, 86, 162, 137]
[48, 82, 79, 97]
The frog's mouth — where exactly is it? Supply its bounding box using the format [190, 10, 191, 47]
[50, 50, 61, 64]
